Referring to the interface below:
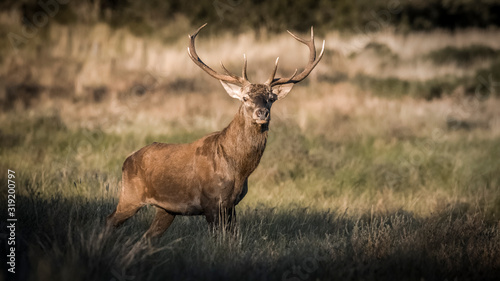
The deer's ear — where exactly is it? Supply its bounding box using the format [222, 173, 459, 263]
[272, 83, 294, 100]
[220, 81, 245, 101]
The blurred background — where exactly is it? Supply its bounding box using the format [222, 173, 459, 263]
[1, 1, 500, 280]
[1, 0, 500, 109]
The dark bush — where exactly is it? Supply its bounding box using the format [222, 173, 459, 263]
[5, 0, 500, 34]
[427, 45, 499, 66]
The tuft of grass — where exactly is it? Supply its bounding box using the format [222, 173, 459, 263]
[364, 42, 400, 62]
[427, 45, 499, 66]
[474, 60, 500, 97]
[352, 74, 460, 100]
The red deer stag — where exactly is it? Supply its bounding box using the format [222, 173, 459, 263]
[107, 24, 324, 237]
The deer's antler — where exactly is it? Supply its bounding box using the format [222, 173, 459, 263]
[188, 23, 250, 86]
[265, 26, 325, 86]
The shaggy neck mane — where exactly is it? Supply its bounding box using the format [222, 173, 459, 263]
[218, 105, 268, 177]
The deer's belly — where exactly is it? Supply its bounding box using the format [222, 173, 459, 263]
[146, 195, 203, 215]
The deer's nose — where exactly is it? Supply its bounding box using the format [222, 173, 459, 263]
[254, 108, 270, 121]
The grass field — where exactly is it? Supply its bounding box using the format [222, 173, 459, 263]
[1, 19, 500, 280]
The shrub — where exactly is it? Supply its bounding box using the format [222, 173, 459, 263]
[427, 45, 499, 66]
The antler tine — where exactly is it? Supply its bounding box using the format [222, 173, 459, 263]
[218, 55, 250, 83]
[242, 54, 248, 81]
[265, 57, 280, 85]
[188, 23, 249, 86]
[288, 68, 298, 80]
[286, 27, 310, 44]
[220, 62, 239, 78]
[269, 26, 325, 86]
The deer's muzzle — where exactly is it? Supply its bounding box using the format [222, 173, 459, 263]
[254, 108, 270, 124]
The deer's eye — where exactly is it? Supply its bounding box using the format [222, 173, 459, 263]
[242, 96, 249, 102]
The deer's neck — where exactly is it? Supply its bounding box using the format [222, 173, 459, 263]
[219, 105, 268, 177]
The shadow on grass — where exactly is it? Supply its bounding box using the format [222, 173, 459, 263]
[1, 195, 499, 281]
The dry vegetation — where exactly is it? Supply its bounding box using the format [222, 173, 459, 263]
[1, 10, 500, 281]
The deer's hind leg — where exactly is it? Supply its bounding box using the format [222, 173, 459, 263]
[143, 207, 176, 238]
[106, 202, 143, 228]
[106, 174, 146, 228]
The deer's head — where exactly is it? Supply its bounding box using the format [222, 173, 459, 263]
[188, 24, 325, 125]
